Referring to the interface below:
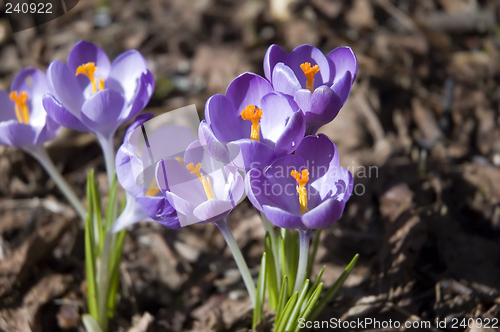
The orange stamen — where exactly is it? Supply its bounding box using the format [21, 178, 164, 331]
[300, 62, 319, 93]
[76, 62, 105, 93]
[291, 169, 310, 214]
[9, 91, 30, 124]
[240, 105, 263, 141]
[98, 78, 105, 91]
[186, 163, 215, 199]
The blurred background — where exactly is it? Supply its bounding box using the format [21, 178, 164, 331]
[0, 0, 500, 331]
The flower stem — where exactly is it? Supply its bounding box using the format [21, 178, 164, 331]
[294, 229, 312, 293]
[97, 135, 115, 188]
[214, 217, 256, 306]
[28, 146, 86, 220]
[261, 212, 281, 284]
[97, 232, 112, 331]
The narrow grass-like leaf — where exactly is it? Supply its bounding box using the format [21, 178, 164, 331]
[275, 275, 288, 325]
[107, 229, 126, 317]
[284, 279, 309, 332]
[274, 291, 298, 332]
[88, 170, 104, 255]
[306, 229, 321, 278]
[265, 233, 278, 310]
[104, 174, 118, 233]
[279, 233, 287, 288]
[301, 265, 325, 312]
[85, 172, 98, 320]
[308, 254, 359, 322]
[106, 192, 128, 317]
[293, 283, 323, 332]
[82, 314, 103, 332]
[253, 253, 267, 330]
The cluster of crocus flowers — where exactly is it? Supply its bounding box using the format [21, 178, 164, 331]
[118, 43, 357, 305]
[0, 42, 165, 331]
[199, 43, 356, 232]
[197, 44, 357, 294]
[0, 40, 357, 326]
[0, 41, 158, 220]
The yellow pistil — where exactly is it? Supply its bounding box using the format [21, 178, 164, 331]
[9, 91, 30, 124]
[76, 62, 105, 93]
[186, 163, 215, 200]
[300, 62, 320, 93]
[291, 169, 310, 215]
[240, 105, 263, 141]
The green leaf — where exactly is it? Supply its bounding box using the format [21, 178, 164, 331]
[88, 170, 104, 255]
[253, 253, 267, 330]
[294, 283, 323, 332]
[85, 171, 98, 321]
[106, 193, 127, 318]
[308, 254, 359, 322]
[284, 279, 309, 332]
[274, 291, 298, 332]
[279, 233, 287, 288]
[265, 232, 278, 310]
[104, 174, 118, 233]
[301, 266, 325, 312]
[275, 275, 288, 325]
[107, 229, 126, 317]
[307, 229, 321, 278]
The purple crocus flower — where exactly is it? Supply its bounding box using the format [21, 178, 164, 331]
[155, 138, 256, 304]
[0, 67, 59, 148]
[246, 134, 353, 230]
[200, 72, 306, 172]
[0, 68, 87, 219]
[43, 40, 155, 182]
[43, 40, 154, 137]
[264, 44, 358, 135]
[155, 140, 245, 226]
[112, 113, 197, 232]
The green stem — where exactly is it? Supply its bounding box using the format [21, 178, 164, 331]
[294, 229, 312, 293]
[307, 229, 322, 277]
[28, 146, 86, 220]
[96, 135, 115, 188]
[214, 217, 256, 306]
[260, 212, 281, 284]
